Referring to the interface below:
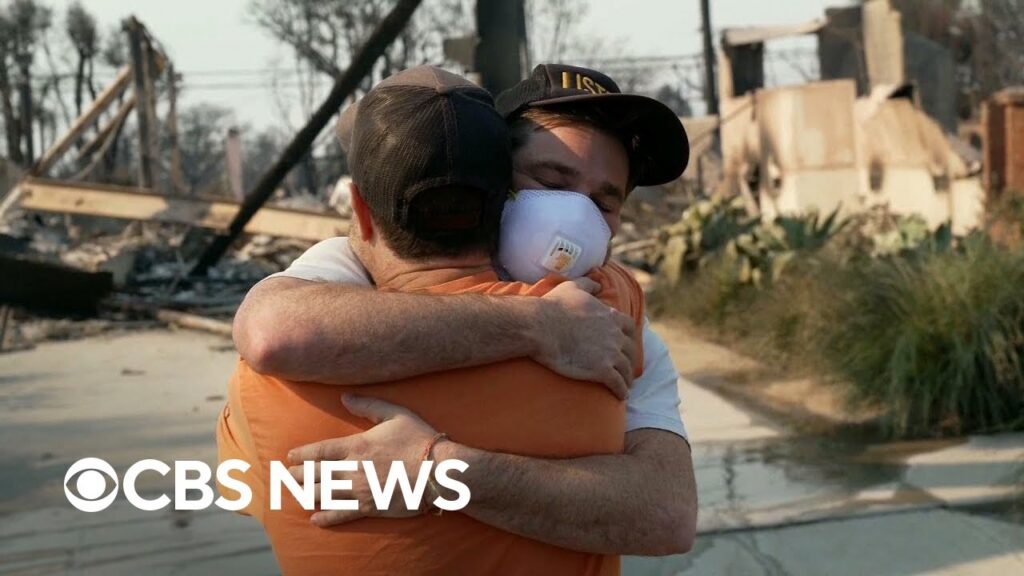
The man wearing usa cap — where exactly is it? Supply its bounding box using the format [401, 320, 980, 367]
[233, 64, 697, 557]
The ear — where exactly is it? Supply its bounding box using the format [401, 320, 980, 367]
[350, 183, 374, 242]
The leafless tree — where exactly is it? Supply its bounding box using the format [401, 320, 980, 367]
[10, 0, 51, 164]
[526, 0, 648, 92]
[526, 0, 586, 64]
[251, 0, 471, 83]
[0, 9, 22, 164]
[888, 0, 1024, 115]
[242, 126, 289, 196]
[973, 0, 1024, 95]
[248, 0, 470, 195]
[100, 25, 128, 69]
[655, 83, 692, 117]
[170, 103, 236, 195]
[0, 0, 52, 165]
[66, 1, 99, 116]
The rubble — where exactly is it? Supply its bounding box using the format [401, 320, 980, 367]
[712, 0, 985, 235]
[0, 16, 353, 346]
[0, 196, 319, 345]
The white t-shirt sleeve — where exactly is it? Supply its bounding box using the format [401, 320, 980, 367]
[265, 237, 372, 286]
[625, 318, 689, 441]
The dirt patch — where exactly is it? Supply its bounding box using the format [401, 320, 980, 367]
[652, 318, 884, 435]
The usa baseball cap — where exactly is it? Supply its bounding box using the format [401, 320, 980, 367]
[495, 64, 689, 186]
[339, 65, 510, 231]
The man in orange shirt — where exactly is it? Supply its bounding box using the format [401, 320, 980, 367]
[219, 66, 653, 575]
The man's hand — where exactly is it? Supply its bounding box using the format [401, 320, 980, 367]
[287, 395, 437, 526]
[532, 278, 637, 400]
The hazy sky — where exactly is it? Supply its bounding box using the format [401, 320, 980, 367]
[59, 0, 851, 130]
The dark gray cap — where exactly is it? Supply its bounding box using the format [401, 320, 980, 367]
[340, 65, 511, 231]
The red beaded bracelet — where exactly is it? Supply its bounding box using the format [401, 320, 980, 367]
[420, 432, 449, 463]
[419, 432, 449, 516]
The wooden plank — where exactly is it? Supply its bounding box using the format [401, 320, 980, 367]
[125, 17, 155, 188]
[77, 95, 135, 162]
[14, 178, 349, 242]
[142, 33, 163, 190]
[29, 66, 133, 177]
[156, 309, 233, 337]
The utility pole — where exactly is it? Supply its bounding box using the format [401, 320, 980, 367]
[475, 0, 528, 94]
[700, 0, 719, 116]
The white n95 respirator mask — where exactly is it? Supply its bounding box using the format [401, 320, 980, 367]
[497, 189, 612, 283]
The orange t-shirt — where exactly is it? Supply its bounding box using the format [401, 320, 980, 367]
[217, 262, 645, 576]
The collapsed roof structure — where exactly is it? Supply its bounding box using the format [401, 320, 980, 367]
[716, 0, 984, 234]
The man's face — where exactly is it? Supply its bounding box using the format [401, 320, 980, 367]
[511, 123, 630, 236]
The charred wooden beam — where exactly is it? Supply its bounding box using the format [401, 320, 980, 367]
[0, 253, 113, 314]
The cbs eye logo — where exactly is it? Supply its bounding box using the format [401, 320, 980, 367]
[64, 458, 119, 512]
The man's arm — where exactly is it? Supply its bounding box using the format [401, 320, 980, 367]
[444, 428, 696, 556]
[290, 396, 697, 556]
[235, 277, 637, 398]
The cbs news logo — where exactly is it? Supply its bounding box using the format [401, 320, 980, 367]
[64, 457, 471, 513]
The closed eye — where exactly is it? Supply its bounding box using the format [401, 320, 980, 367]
[536, 178, 567, 190]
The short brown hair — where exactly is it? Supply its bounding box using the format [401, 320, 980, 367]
[507, 105, 641, 190]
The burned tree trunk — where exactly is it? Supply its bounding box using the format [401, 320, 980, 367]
[74, 50, 87, 116]
[17, 73, 34, 164]
[0, 59, 23, 165]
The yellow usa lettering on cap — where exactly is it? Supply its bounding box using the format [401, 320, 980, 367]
[561, 72, 609, 95]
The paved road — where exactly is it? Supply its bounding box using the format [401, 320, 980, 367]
[0, 330, 276, 574]
[0, 327, 1021, 575]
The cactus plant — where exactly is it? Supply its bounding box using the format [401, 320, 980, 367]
[655, 196, 845, 288]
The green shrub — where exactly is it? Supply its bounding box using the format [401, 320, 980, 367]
[652, 255, 752, 328]
[824, 237, 1024, 437]
[987, 191, 1024, 249]
[653, 200, 1024, 438]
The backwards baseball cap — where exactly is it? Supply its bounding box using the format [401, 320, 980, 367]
[339, 65, 510, 232]
[495, 64, 690, 186]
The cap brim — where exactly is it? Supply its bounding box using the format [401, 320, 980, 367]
[526, 92, 689, 186]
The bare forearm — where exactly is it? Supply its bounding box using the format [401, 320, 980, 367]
[234, 279, 542, 385]
[435, 430, 697, 556]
